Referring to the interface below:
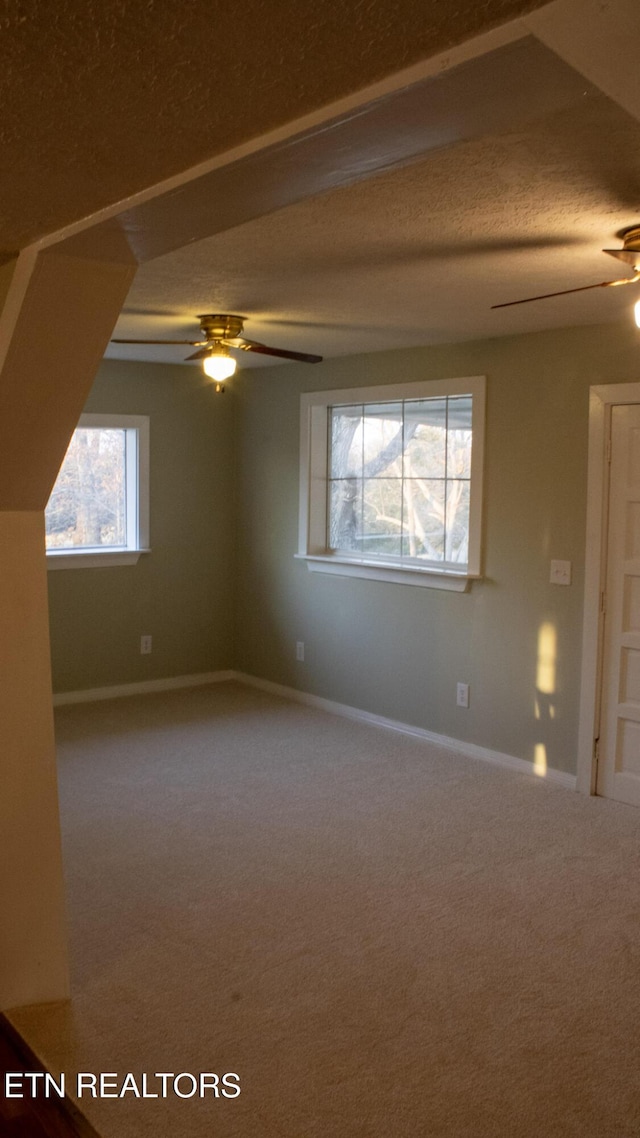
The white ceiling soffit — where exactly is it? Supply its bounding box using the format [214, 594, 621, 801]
[69, 35, 590, 266]
[525, 0, 640, 123]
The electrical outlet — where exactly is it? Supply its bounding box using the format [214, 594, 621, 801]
[140, 634, 152, 655]
[296, 641, 305, 662]
[456, 682, 470, 708]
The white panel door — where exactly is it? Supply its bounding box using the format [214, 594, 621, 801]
[598, 403, 640, 804]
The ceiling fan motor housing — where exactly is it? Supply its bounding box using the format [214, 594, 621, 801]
[197, 313, 245, 341]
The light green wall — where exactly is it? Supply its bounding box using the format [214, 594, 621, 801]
[234, 320, 640, 776]
[49, 321, 640, 776]
[48, 359, 236, 692]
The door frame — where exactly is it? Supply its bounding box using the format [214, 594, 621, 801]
[578, 382, 640, 794]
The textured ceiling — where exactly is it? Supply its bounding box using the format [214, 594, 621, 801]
[0, 0, 548, 251]
[4, 0, 640, 363]
[109, 85, 640, 360]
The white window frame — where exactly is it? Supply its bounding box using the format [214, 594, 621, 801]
[297, 376, 485, 591]
[46, 413, 150, 570]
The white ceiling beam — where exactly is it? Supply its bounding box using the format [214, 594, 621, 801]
[525, 0, 640, 123]
[56, 36, 592, 268]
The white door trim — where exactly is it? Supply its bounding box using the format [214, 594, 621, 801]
[578, 382, 640, 794]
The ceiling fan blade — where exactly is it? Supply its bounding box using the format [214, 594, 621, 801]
[111, 338, 206, 346]
[239, 339, 323, 363]
[491, 276, 639, 309]
[185, 346, 216, 361]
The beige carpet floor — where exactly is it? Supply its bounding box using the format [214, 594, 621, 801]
[8, 681, 640, 1137]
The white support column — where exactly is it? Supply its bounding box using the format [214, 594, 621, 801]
[0, 512, 70, 1008]
[0, 251, 135, 1009]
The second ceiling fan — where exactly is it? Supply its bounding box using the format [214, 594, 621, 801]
[491, 226, 640, 311]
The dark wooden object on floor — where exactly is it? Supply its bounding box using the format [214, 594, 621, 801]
[0, 1014, 99, 1137]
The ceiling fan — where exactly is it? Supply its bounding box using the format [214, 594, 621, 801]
[491, 226, 640, 311]
[112, 313, 323, 391]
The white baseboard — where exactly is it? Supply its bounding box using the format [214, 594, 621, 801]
[234, 671, 577, 790]
[52, 667, 577, 790]
[52, 671, 235, 707]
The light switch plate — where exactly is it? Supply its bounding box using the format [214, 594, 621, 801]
[550, 559, 571, 586]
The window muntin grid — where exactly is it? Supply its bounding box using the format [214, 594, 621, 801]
[327, 395, 473, 569]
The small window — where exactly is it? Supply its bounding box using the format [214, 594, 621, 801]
[45, 414, 150, 569]
[298, 377, 485, 590]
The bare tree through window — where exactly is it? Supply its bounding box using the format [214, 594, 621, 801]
[328, 396, 472, 566]
[45, 428, 127, 549]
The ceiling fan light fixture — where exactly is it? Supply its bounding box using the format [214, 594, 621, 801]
[635, 299, 640, 329]
[202, 346, 237, 382]
[110, 312, 322, 378]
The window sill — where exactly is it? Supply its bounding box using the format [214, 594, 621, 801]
[46, 549, 151, 570]
[295, 554, 479, 591]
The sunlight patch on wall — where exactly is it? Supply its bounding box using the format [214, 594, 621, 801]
[533, 621, 557, 776]
[536, 621, 556, 698]
[533, 743, 548, 777]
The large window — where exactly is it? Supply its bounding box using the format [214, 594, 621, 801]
[45, 414, 150, 568]
[298, 377, 485, 590]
